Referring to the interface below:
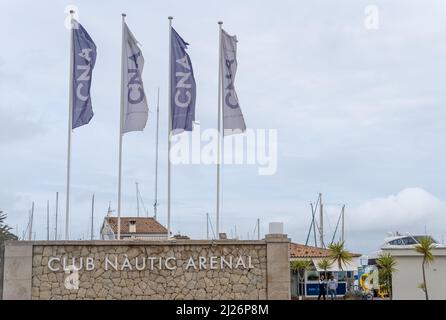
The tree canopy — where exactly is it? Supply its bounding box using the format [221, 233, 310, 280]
[0, 211, 18, 243]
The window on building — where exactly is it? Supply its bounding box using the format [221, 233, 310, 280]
[336, 271, 347, 282]
[307, 271, 319, 281]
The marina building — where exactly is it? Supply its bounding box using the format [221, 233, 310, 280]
[100, 217, 168, 240]
[382, 244, 446, 300]
[289, 243, 362, 298]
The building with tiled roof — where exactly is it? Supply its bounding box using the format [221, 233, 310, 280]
[289, 243, 362, 259]
[100, 217, 168, 240]
[289, 242, 362, 298]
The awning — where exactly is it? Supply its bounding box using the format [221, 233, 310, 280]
[312, 258, 357, 272]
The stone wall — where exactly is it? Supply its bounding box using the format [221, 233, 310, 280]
[2, 235, 290, 300]
[31, 242, 267, 300]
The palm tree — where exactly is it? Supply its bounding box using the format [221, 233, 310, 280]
[376, 253, 397, 299]
[328, 241, 353, 290]
[317, 258, 331, 281]
[415, 237, 435, 300]
[290, 260, 311, 300]
[0, 211, 18, 243]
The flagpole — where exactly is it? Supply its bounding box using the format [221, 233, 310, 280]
[167, 16, 173, 239]
[117, 13, 126, 240]
[136, 182, 140, 217]
[154, 88, 160, 220]
[216, 21, 223, 238]
[46, 200, 50, 241]
[55, 192, 59, 240]
[65, 10, 75, 240]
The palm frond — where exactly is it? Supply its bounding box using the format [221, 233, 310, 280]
[415, 237, 435, 264]
[290, 259, 312, 272]
[376, 253, 397, 273]
[328, 241, 353, 270]
[316, 258, 331, 271]
[0, 211, 18, 242]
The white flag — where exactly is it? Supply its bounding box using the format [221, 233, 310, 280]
[221, 29, 246, 135]
[122, 23, 148, 134]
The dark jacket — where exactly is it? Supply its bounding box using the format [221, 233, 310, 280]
[319, 280, 327, 293]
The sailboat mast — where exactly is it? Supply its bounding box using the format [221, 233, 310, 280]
[257, 218, 260, 240]
[46, 200, 50, 241]
[306, 202, 318, 247]
[55, 192, 59, 240]
[206, 212, 209, 240]
[28, 202, 34, 241]
[136, 182, 140, 217]
[319, 193, 324, 248]
[341, 204, 345, 243]
[91, 194, 95, 240]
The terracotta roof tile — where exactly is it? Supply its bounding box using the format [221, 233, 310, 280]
[105, 217, 167, 235]
[289, 242, 361, 258]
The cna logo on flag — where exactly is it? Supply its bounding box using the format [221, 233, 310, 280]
[72, 20, 96, 129]
[221, 29, 246, 135]
[170, 27, 197, 135]
[122, 23, 149, 134]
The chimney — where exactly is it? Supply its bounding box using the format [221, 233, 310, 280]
[129, 220, 136, 233]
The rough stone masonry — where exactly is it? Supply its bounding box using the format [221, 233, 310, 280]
[1, 235, 290, 300]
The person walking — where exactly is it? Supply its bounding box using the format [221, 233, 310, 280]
[353, 277, 359, 291]
[317, 274, 327, 300]
[327, 275, 338, 300]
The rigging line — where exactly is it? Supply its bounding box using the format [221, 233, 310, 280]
[137, 187, 149, 216]
[23, 210, 31, 240]
[313, 197, 322, 243]
[312, 204, 318, 247]
[208, 215, 216, 239]
[314, 197, 321, 230]
[305, 203, 315, 246]
[330, 208, 343, 245]
[324, 208, 334, 237]
[314, 219, 320, 244]
[305, 196, 321, 245]
[252, 221, 258, 239]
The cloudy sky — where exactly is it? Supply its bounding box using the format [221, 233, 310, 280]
[1, 0, 446, 254]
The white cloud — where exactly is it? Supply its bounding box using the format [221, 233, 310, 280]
[0, 107, 46, 144]
[351, 188, 445, 231]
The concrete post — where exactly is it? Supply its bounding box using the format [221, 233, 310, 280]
[265, 233, 290, 300]
[1, 242, 33, 300]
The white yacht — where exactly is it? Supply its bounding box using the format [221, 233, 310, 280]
[365, 232, 443, 263]
[381, 232, 441, 248]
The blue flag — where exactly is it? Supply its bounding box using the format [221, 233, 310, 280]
[72, 20, 96, 129]
[121, 23, 148, 134]
[170, 28, 196, 135]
